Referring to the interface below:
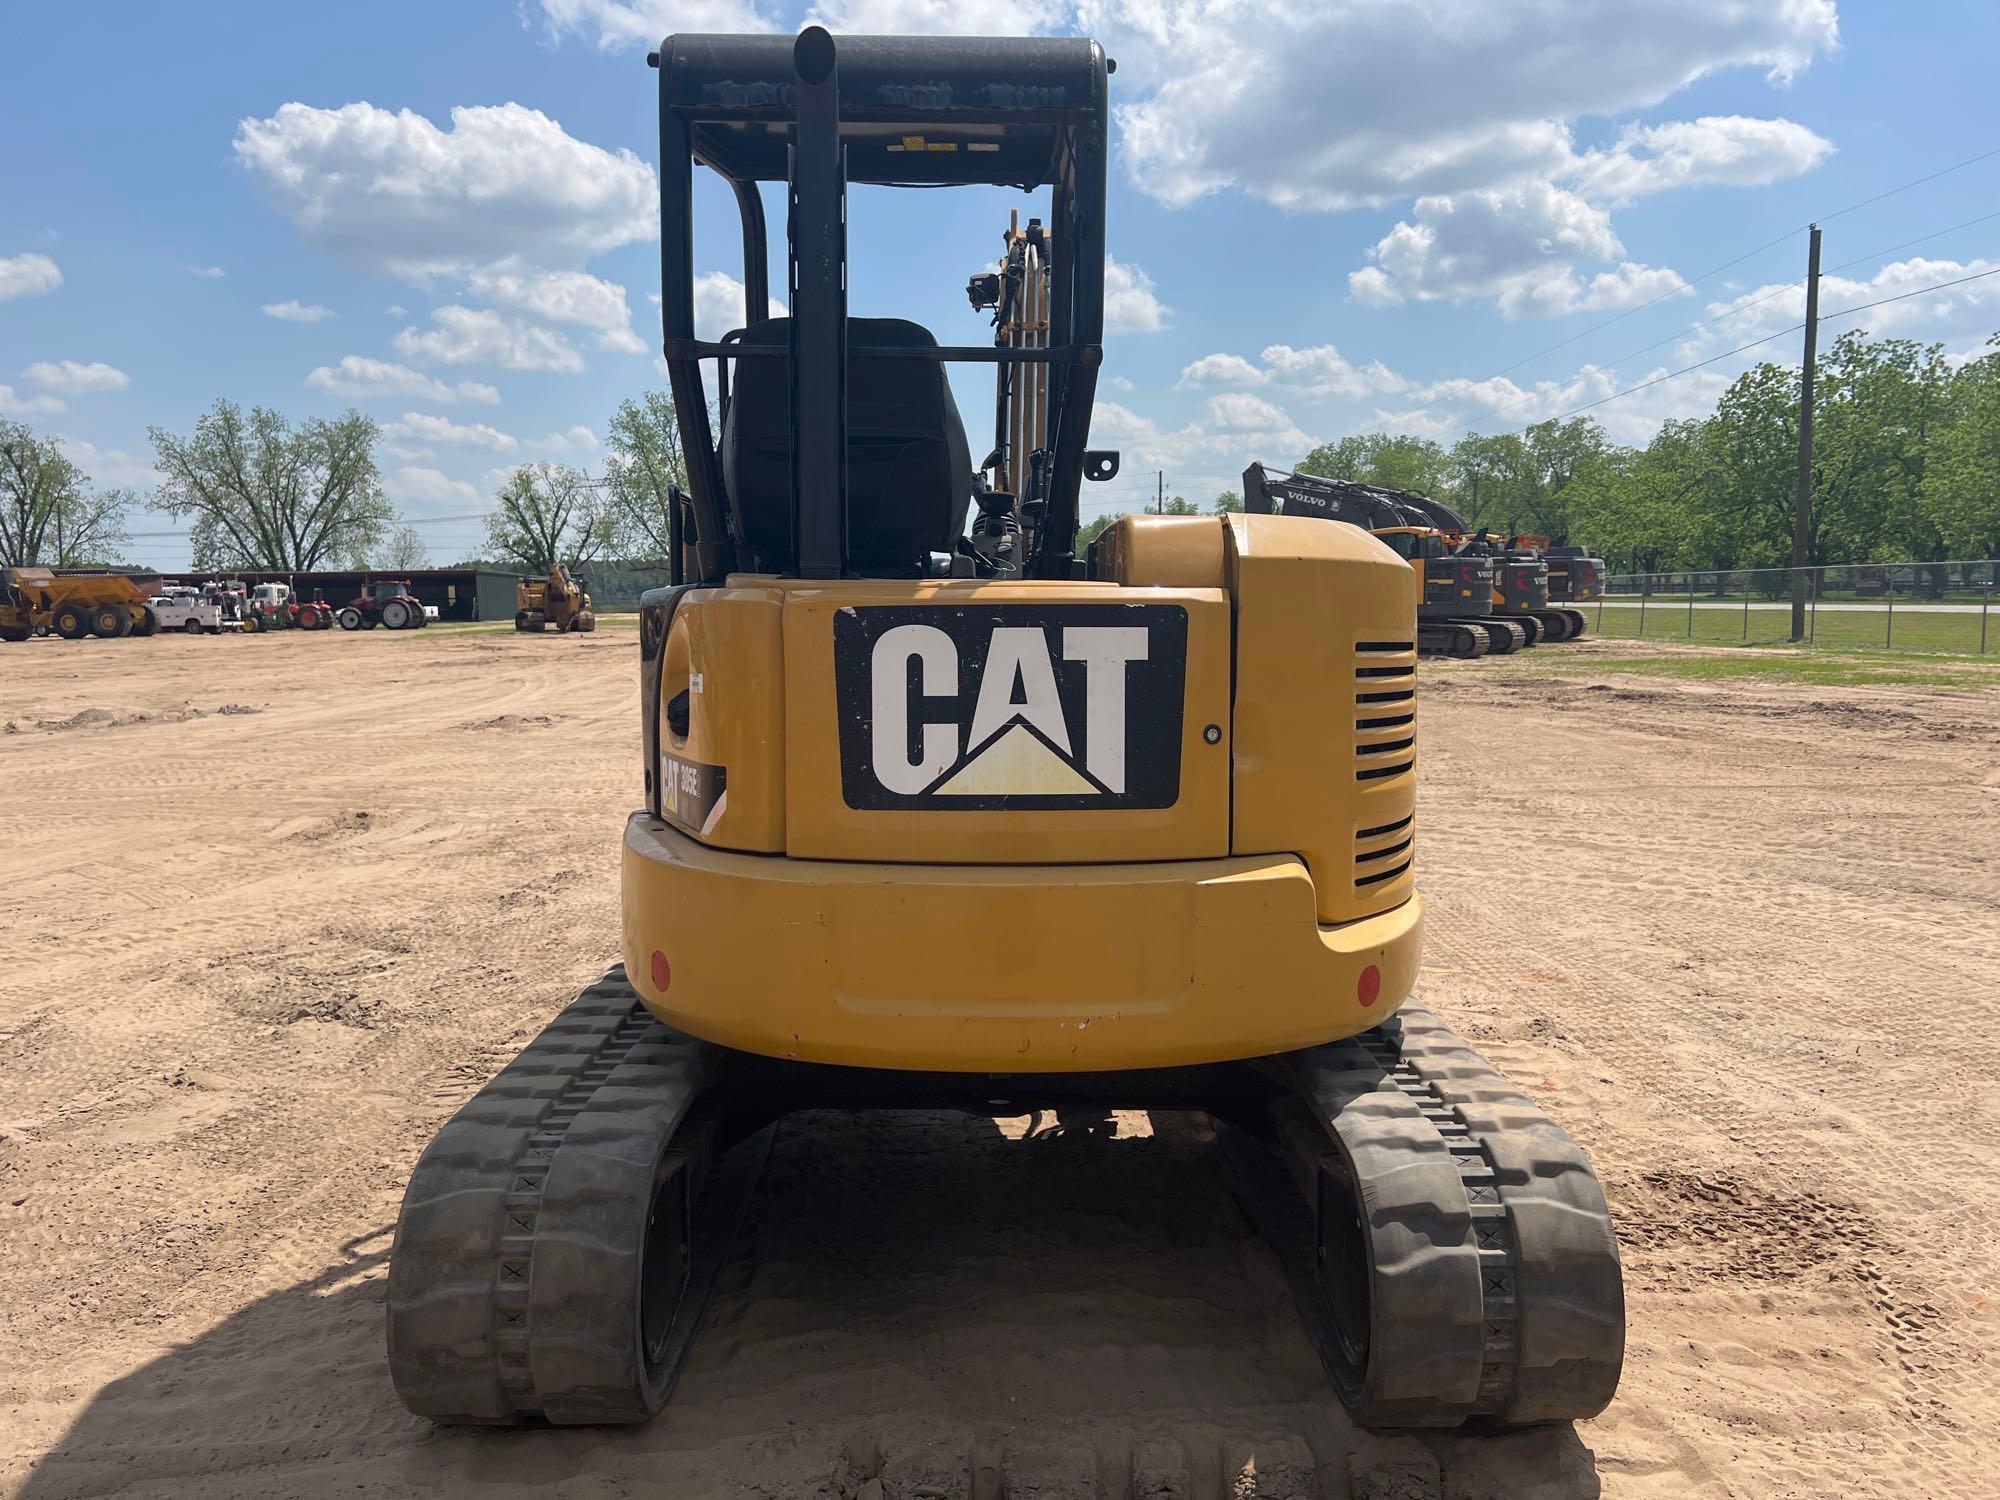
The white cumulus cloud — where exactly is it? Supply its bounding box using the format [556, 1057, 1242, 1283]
[1104, 256, 1169, 333]
[0, 253, 62, 300]
[384, 411, 519, 453]
[690, 270, 787, 342]
[1179, 353, 1268, 387]
[58, 437, 164, 488]
[263, 299, 335, 322]
[1568, 116, 1834, 203]
[1259, 343, 1408, 398]
[305, 355, 500, 405]
[530, 0, 773, 49]
[1180, 344, 1406, 399]
[1089, 394, 1315, 495]
[0, 386, 64, 416]
[807, 0, 1062, 34]
[539, 425, 600, 455]
[394, 307, 586, 373]
[1348, 182, 1687, 319]
[1089, 0, 1837, 211]
[467, 266, 644, 353]
[23, 360, 130, 394]
[391, 466, 481, 506]
[1688, 256, 2000, 351]
[234, 101, 657, 282]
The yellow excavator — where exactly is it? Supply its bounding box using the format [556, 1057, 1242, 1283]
[387, 27, 1623, 1432]
[514, 562, 596, 632]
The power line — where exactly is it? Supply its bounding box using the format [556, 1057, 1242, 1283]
[1479, 260, 2000, 438]
[1818, 260, 2000, 320]
[122, 508, 500, 542]
[1827, 207, 2000, 274]
[1481, 143, 2000, 382]
[1431, 208, 2000, 439]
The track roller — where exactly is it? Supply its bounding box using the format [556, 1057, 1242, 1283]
[387, 967, 769, 1425]
[1224, 1005, 1624, 1427]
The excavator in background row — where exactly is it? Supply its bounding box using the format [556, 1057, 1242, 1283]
[1544, 545, 1606, 614]
[1241, 464, 1517, 656]
[1244, 463, 1598, 647]
[386, 27, 1623, 1435]
[514, 563, 597, 633]
[1402, 506, 1600, 643]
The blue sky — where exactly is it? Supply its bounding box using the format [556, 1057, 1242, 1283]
[4, 1, 1998, 570]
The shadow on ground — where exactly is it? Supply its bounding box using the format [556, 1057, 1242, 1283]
[18, 1112, 1600, 1499]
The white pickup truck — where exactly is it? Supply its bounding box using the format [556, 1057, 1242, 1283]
[147, 594, 229, 634]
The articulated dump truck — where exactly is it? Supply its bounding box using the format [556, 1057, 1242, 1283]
[1, 567, 163, 642]
[386, 27, 1624, 1431]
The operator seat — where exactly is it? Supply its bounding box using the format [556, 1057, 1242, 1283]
[720, 316, 973, 575]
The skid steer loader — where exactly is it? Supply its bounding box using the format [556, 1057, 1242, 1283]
[387, 27, 1623, 1432]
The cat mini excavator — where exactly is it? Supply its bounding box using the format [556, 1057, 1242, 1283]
[387, 27, 1623, 1432]
[1241, 463, 1517, 657]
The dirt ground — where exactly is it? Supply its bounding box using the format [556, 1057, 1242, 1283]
[1, 627, 1996, 1500]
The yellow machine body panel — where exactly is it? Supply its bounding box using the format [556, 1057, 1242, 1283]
[624, 512, 1422, 1072]
[1223, 513, 1418, 923]
[657, 582, 789, 850]
[623, 814, 1420, 1070]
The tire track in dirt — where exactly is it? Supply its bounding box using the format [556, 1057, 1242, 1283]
[4, 634, 1996, 1500]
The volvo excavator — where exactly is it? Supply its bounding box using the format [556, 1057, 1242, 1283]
[387, 27, 1623, 1434]
[1241, 463, 1515, 657]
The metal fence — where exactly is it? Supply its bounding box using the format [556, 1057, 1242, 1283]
[1597, 561, 1998, 653]
[583, 561, 675, 612]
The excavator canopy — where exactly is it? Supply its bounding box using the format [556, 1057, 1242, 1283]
[651, 30, 1111, 584]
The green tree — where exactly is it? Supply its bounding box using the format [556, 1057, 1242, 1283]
[149, 400, 387, 569]
[1570, 420, 1710, 573]
[1211, 489, 1243, 513]
[603, 391, 689, 561]
[1298, 433, 1450, 496]
[0, 422, 132, 566]
[483, 463, 617, 573]
[1922, 337, 2000, 559]
[1077, 512, 1126, 546]
[1809, 332, 1951, 563]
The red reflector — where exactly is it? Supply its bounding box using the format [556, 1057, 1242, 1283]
[1358, 964, 1382, 1008]
[650, 950, 672, 992]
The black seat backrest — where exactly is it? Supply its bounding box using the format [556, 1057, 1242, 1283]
[720, 316, 972, 575]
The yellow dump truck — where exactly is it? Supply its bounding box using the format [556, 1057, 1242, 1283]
[0, 567, 162, 641]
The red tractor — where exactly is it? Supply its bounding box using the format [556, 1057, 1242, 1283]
[242, 582, 334, 632]
[336, 579, 430, 631]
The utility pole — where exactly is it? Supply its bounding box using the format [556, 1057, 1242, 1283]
[1789, 224, 1821, 641]
[1156, 470, 1164, 515]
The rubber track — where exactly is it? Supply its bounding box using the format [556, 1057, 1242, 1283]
[1446, 617, 1527, 654]
[387, 966, 742, 1424]
[1418, 621, 1487, 658]
[1256, 1004, 1624, 1427]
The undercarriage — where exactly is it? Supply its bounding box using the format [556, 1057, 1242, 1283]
[388, 967, 1623, 1429]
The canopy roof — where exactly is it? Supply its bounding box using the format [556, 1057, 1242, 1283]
[657, 32, 1109, 186]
